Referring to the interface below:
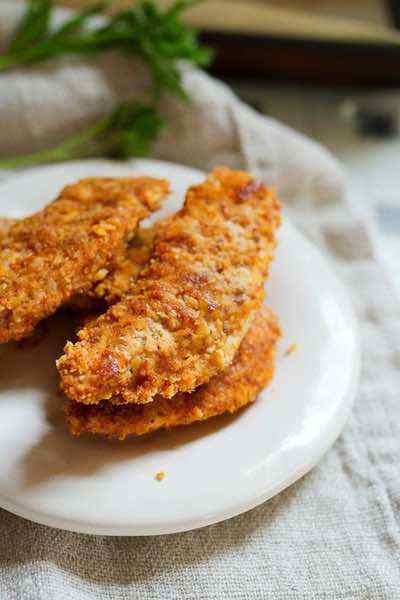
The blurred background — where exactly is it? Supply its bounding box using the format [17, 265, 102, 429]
[32, 0, 400, 294]
[63, 0, 400, 88]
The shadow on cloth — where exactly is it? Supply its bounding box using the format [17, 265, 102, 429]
[0, 475, 307, 586]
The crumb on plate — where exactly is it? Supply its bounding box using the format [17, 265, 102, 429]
[284, 343, 297, 357]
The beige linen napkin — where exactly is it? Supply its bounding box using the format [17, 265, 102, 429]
[0, 2, 344, 206]
[0, 3, 399, 599]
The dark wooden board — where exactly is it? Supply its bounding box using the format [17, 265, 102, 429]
[202, 31, 400, 87]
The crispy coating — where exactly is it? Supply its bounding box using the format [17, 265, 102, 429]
[58, 167, 281, 405]
[68, 223, 161, 311]
[75, 222, 162, 309]
[0, 177, 169, 342]
[0, 217, 158, 311]
[94, 225, 158, 304]
[65, 308, 280, 438]
[71, 223, 165, 331]
[0, 218, 16, 238]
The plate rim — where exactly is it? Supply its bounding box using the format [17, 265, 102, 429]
[0, 159, 361, 536]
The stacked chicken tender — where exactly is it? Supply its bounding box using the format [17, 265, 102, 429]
[0, 168, 281, 440]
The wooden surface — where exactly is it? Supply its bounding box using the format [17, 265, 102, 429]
[203, 33, 400, 86]
[62, 1, 399, 42]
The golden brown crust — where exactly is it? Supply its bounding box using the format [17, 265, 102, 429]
[68, 223, 161, 311]
[58, 167, 281, 405]
[65, 308, 280, 439]
[0, 218, 16, 238]
[75, 222, 163, 308]
[0, 177, 168, 342]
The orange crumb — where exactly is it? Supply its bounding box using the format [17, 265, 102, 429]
[155, 471, 165, 481]
[284, 343, 297, 357]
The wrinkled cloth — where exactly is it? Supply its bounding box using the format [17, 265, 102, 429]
[0, 2, 399, 599]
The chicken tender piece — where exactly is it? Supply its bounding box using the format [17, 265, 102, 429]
[1, 218, 161, 312]
[58, 167, 281, 405]
[68, 223, 161, 311]
[91, 222, 163, 305]
[65, 308, 280, 439]
[0, 177, 169, 342]
[71, 223, 165, 326]
[1, 218, 158, 311]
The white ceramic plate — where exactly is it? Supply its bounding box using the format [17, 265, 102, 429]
[0, 159, 359, 536]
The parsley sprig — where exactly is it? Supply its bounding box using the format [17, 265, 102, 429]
[0, 0, 212, 168]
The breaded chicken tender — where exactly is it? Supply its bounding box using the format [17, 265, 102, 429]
[0, 177, 169, 342]
[68, 223, 161, 311]
[65, 308, 280, 438]
[1, 217, 159, 310]
[91, 222, 163, 305]
[1, 218, 161, 312]
[58, 167, 281, 405]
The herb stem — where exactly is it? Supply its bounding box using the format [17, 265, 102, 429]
[0, 53, 30, 72]
[0, 118, 108, 169]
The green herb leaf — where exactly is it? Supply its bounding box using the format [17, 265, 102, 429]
[105, 103, 165, 158]
[9, 0, 52, 53]
[0, 0, 212, 101]
[0, 0, 213, 168]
